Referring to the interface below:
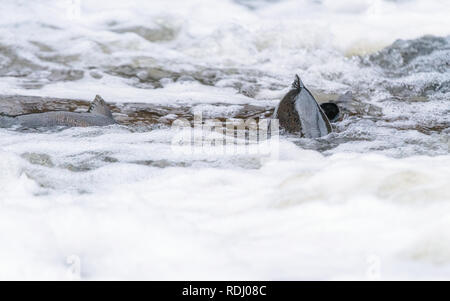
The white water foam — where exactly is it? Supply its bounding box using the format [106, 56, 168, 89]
[0, 0, 449, 280]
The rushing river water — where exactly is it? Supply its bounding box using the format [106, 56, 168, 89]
[0, 0, 449, 280]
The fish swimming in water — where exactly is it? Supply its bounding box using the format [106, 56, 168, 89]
[273, 75, 333, 138]
[0, 95, 116, 128]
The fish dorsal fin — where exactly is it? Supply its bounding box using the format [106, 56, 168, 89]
[88, 95, 113, 118]
[292, 74, 304, 90]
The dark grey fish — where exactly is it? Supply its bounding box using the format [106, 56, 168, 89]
[273, 75, 332, 138]
[0, 95, 116, 128]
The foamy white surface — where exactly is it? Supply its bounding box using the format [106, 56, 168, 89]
[0, 0, 449, 280]
[1, 132, 450, 280]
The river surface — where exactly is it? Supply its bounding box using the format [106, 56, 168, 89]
[0, 0, 449, 280]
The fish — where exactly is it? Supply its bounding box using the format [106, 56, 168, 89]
[273, 75, 332, 138]
[0, 95, 116, 128]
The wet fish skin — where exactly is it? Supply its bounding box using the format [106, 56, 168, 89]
[294, 84, 332, 138]
[13, 111, 116, 128]
[0, 114, 16, 128]
[274, 75, 332, 138]
[0, 95, 116, 128]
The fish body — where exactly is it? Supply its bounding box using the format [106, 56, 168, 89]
[274, 75, 332, 138]
[0, 95, 116, 128]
